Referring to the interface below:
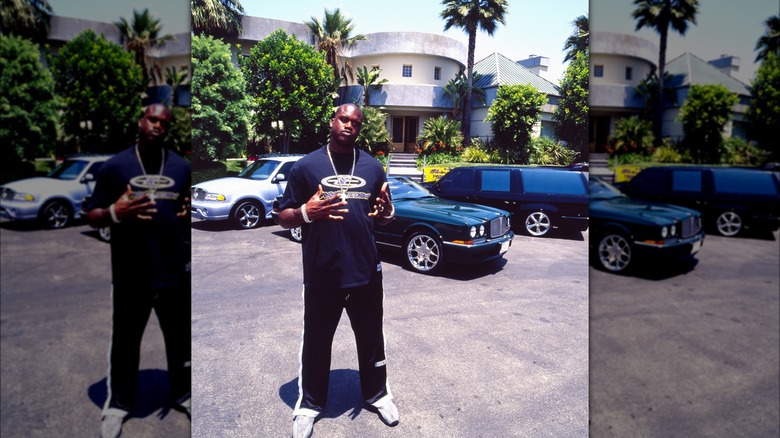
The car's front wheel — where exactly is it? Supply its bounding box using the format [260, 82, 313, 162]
[525, 211, 552, 236]
[597, 232, 633, 273]
[715, 210, 742, 237]
[404, 230, 443, 274]
[232, 201, 263, 229]
[40, 201, 71, 229]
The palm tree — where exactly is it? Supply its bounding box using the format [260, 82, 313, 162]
[0, 0, 53, 42]
[305, 8, 367, 85]
[114, 9, 174, 86]
[443, 71, 486, 121]
[632, 0, 699, 141]
[355, 65, 388, 107]
[563, 14, 589, 62]
[755, 15, 780, 62]
[191, 0, 244, 38]
[165, 65, 190, 106]
[440, 0, 508, 140]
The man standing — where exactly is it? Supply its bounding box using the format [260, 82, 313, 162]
[86, 103, 191, 438]
[278, 103, 399, 438]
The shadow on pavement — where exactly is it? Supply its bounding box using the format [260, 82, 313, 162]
[279, 369, 367, 420]
[88, 369, 176, 419]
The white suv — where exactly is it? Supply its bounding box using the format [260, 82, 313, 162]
[191, 155, 302, 229]
[1, 155, 111, 229]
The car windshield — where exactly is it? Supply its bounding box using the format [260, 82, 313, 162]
[47, 160, 88, 180]
[589, 178, 624, 200]
[389, 178, 436, 200]
[238, 159, 280, 180]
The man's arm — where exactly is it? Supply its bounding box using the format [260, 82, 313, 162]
[87, 185, 157, 228]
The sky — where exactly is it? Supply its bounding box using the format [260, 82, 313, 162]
[47, 0, 589, 84]
[591, 0, 779, 85]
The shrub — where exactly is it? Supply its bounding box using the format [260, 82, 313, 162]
[417, 116, 464, 156]
[417, 152, 462, 167]
[527, 137, 579, 165]
[720, 137, 769, 166]
[461, 146, 491, 163]
[609, 115, 654, 156]
[651, 145, 683, 163]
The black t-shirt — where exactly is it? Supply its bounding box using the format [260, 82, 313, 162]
[280, 145, 388, 289]
[86, 146, 191, 288]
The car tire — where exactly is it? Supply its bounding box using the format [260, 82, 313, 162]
[714, 210, 742, 237]
[290, 226, 303, 242]
[232, 201, 263, 229]
[40, 200, 71, 229]
[524, 211, 552, 236]
[597, 232, 633, 273]
[404, 229, 444, 274]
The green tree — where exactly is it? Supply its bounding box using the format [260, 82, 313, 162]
[486, 83, 547, 162]
[305, 8, 367, 85]
[114, 9, 173, 86]
[191, 34, 251, 163]
[191, 0, 244, 38]
[677, 84, 738, 163]
[164, 106, 192, 158]
[443, 71, 486, 126]
[165, 64, 190, 106]
[747, 50, 780, 161]
[355, 105, 390, 157]
[563, 14, 589, 63]
[50, 29, 145, 154]
[633, 0, 699, 140]
[355, 65, 388, 107]
[0, 34, 60, 164]
[440, 0, 508, 140]
[243, 29, 336, 154]
[553, 50, 589, 157]
[609, 115, 654, 156]
[754, 15, 779, 62]
[0, 0, 53, 42]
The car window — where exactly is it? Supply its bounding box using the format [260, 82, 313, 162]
[239, 159, 279, 180]
[521, 170, 587, 195]
[713, 170, 778, 195]
[48, 160, 89, 180]
[672, 170, 702, 192]
[85, 162, 103, 177]
[389, 178, 434, 200]
[437, 168, 474, 191]
[480, 170, 511, 192]
[589, 179, 623, 199]
[276, 161, 296, 178]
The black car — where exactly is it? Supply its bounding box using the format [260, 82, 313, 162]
[619, 166, 780, 237]
[590, 177, 705, 273]
[425, 166, 588, 236]
[272, 176, 514, 274]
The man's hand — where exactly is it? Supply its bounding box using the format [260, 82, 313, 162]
[113, 184, 157, 221]
[305, 185, 349, 221]
[369, 182, 393, 220]
[177, 196, 191, 218]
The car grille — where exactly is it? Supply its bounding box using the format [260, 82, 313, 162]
[680, 216, 701, 238]
[1, 188, 13, 201]
[490, 216, 510, 238]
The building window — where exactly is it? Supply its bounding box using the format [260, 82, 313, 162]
[594, 65, 604, 77]
[625, 66, 633, 80]
[434, 67, 441, 80]
[402, 65, 413, 77]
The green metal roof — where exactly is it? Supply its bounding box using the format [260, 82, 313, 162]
[665, 53, 750, 96]
[473, 52, 559, 96]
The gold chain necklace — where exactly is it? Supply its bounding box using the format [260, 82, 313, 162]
[326, 146, 356, 201]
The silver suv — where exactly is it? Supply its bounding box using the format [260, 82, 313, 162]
[191, 156, 302, 229]
[1, 155, 111, 229]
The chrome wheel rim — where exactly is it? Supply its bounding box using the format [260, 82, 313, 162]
[237, 204, 260, 229]
[290, 226, 303, 241]
[44, 203, 69, 229]
[406, 234, 441, 272]
[716, 211, 742, 236]
[598, 234, 632, 272]
[525, 212, 551, 236]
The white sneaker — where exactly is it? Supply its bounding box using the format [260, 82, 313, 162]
[100, 413, 125, 438]
[375, 399, 399, 427]
[292, 415, 315, 438]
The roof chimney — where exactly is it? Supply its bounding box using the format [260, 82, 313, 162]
[707, 54, 740, 77]
[517, 55, 549, 76]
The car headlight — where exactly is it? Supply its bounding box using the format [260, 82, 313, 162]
[204, 193, 226, 201]
[479, 224, 485, 237]
[470, 226, 477, 238]
[661, 226, 668, 238]
[670, 224, 677, 236]
[13, 192, 36, 201]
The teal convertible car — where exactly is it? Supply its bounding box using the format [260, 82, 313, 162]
[273, 176, 514, 274]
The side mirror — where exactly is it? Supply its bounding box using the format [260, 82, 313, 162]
[80, 173, 95, 183]
[273, 173, 286, 183]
